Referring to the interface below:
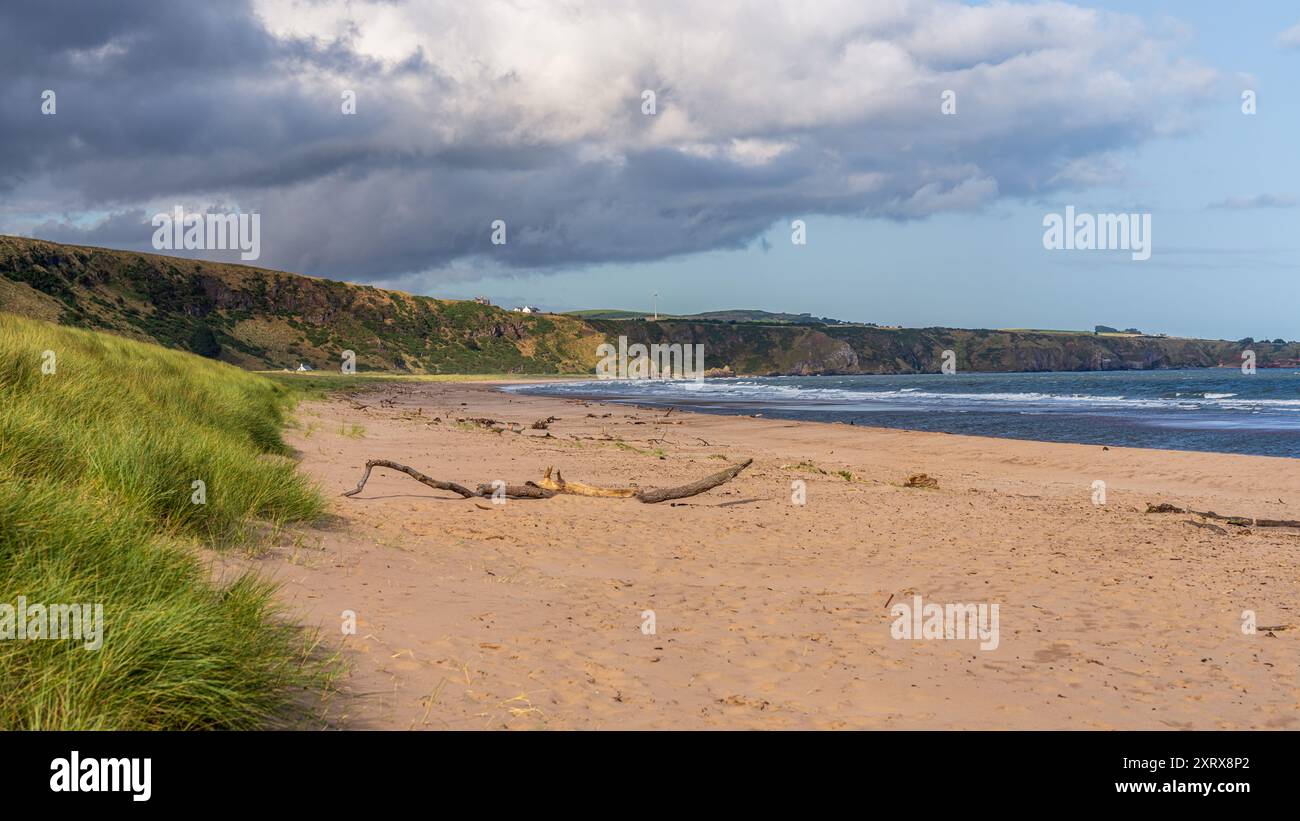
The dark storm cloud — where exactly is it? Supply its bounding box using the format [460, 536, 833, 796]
[0, 0, 1220, 281]
[0, 0, 410, 196]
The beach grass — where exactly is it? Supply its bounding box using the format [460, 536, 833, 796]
[0, 312, 329, 729]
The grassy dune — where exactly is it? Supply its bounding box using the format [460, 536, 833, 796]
[0, 312, 326, 729]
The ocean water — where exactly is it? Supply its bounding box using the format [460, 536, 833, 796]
[505, 369, 1300, 458]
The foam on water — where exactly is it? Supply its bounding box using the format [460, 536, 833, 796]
[507, 368, 1300, 457]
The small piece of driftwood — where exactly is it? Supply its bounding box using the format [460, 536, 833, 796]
[1146, 502, 1300, 529]
[343, 458, 752, 504]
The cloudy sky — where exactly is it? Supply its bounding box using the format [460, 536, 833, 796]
[2, 0, 1297, 338]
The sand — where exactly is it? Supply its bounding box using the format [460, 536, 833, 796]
[229, 380, 1300, 729]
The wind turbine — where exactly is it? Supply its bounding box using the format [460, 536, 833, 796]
[652, 292, 658, 321]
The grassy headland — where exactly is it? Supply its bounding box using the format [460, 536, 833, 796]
[4, 236, 1297, 375]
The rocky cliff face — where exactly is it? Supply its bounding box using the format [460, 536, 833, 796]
[3, 235, 1295, 375]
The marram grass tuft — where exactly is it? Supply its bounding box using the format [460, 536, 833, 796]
[0, 313, 327, 729]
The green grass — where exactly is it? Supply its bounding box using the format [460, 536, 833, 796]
[0, 312, 328, 729]
[788, 460, 828, 475]
[997, 328, 1089, 335]
[563, 309, 656, 319]
[258, 370, 590, 399]
[610, 440, 665, 457]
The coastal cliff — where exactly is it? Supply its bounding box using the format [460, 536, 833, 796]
[3, 236, 1295, 375]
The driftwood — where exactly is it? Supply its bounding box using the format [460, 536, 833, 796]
[635, 459, 751, 503]
[343, 459, 477, 498]
[475, 482, 555, 499]
[1146, 502, 1300, 529]
[537, 467, 636, 498]
[343, 458, 752, 504]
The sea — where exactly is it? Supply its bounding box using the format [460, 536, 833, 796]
[504, 369, 1300, 458]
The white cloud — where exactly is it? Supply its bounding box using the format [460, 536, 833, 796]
[252, 0, 1218, 152]
[1277, 22, 1300, 50]
[1208, 194, 1297, 210]
[1048, 153, 1129, 188]
[887, 176, 1000, 218]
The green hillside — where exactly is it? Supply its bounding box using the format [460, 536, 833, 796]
[0, 236, 604, 374]
[4, 235, 1297, 376]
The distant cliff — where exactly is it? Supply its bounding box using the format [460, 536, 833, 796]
[599, 321, 1300, 375]
[3, 236, 1296, 375]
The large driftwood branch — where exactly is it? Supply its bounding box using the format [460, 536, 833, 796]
[1146, 502, 1300, 529]
[635, 458, 752, 503]
[342, 458, 752, 504]
[343, 459, 477, 499]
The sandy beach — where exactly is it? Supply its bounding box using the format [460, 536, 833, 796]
[237, 380, 1300, 729]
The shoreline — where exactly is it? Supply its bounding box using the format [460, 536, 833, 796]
[493, 374, 1300, 461]
[245, 379, 1300, 729]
